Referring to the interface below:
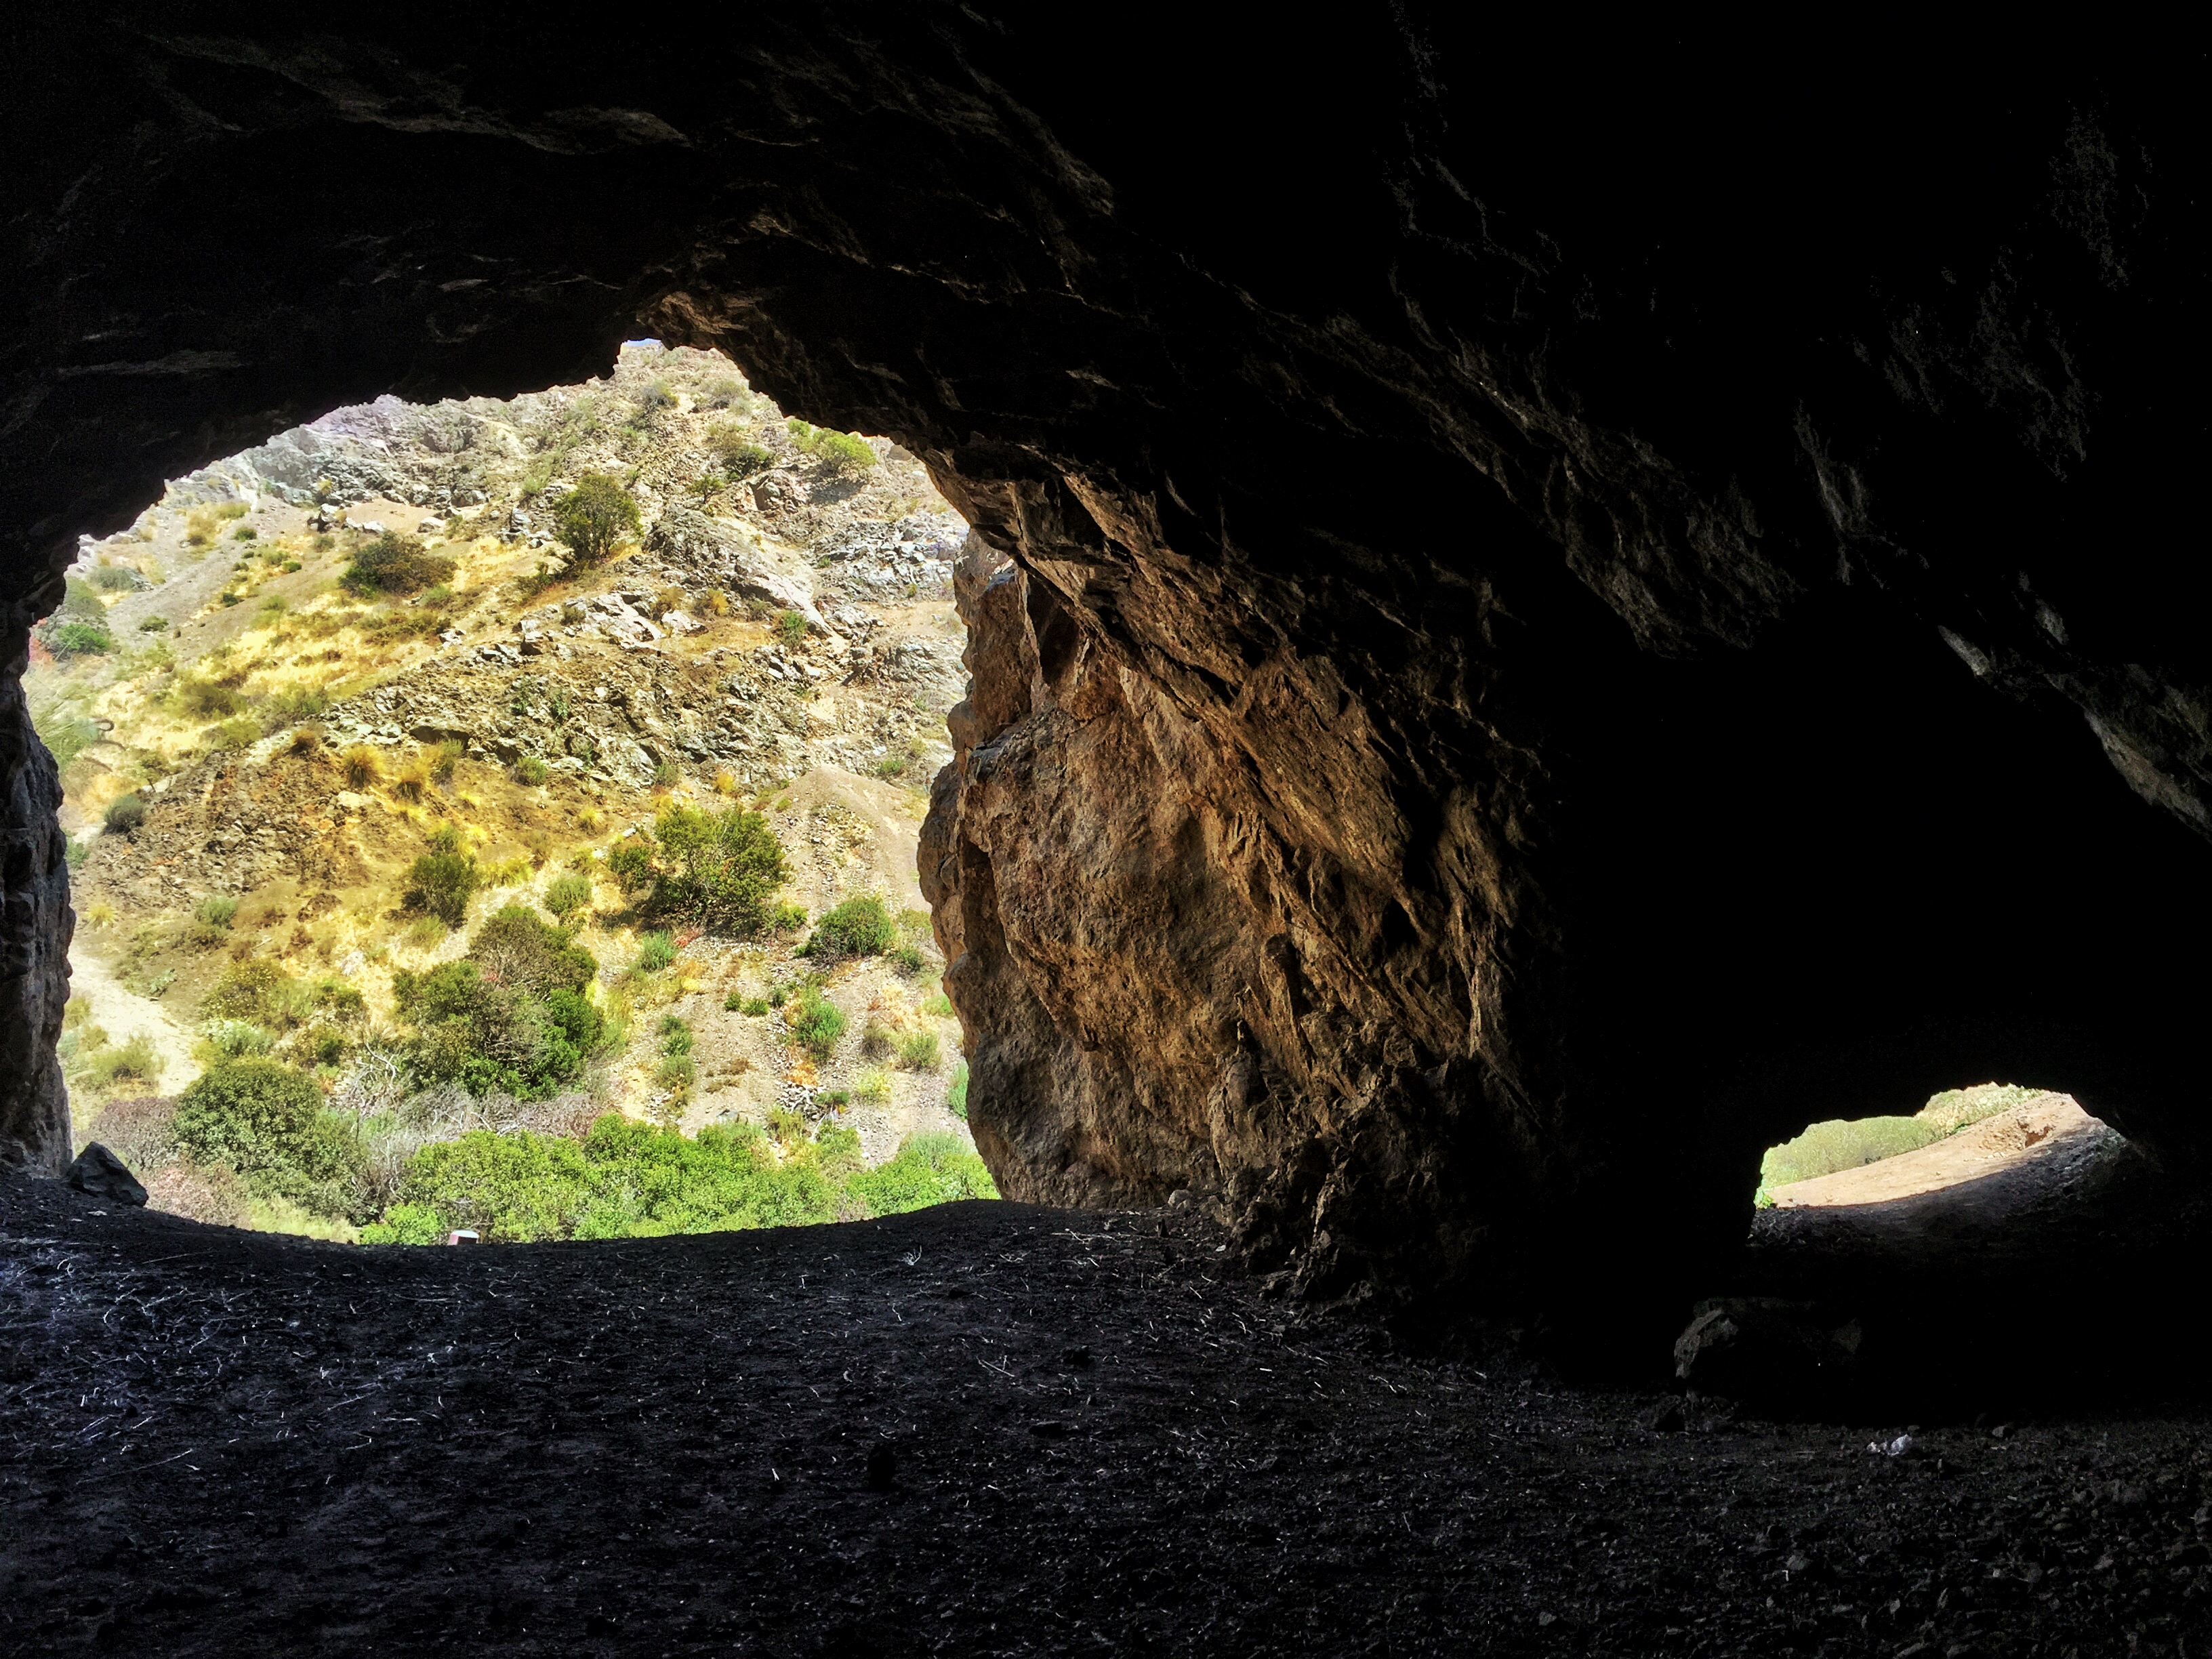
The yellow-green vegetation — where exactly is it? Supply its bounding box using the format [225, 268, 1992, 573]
[609, 802, 791, 932]
[785, 421, 880, 478]
[550, 472, 641, 565]
[1755, 1082, 2045, 1204]
[358, 1118, 994, 1244]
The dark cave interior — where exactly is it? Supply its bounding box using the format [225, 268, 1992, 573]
[6, 3, 2209, 1376]
[7, 14, 2211, 1654]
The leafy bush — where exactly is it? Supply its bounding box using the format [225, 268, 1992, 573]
[653, 760, 680, 788]
[921, 991, 954, 1018]
[787, 420, 880, 478]
[707, 422, 775, 476]
[614, 804, 792, 935]
[392, 905, 601, 1100]
[551, 472, 641, 565]
[201, 1019, 274, 1060]
[342, 531, 455, 597]
[172, 1059, 362, 1216]
[82, 1094, 177, 1172]
[847, 1132, 996, 1214]
[365, 1115, 861, 1244]
[853, 1068, 891, 1105]
[60, 577, 105, 618]
[232, 525, 257, 541]
[658, 1014, 694, 1057]
[656, 1054, 697, 1089]
[89, 565, 140, 591]
[947, 1059, 968, 1120]
[636, 930, 676, 972]
[405, 825, 479, 927]
[514, 756, 549, 785]
[789, 986, 846, 1059]
[103, 794, 148, 834]
[775, 609, 808, 647]
[138, 615, 169, 632]
[194, 895, 239, 930]
[52, 621, 115, 656]
[544, 872, 592, 920]
[896, 1029, 941, 1071]
[799, 894, 895, 960]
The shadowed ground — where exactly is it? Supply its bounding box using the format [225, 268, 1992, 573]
[3, 1180, 2207, 1656]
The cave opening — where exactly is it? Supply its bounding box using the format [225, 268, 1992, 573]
[43, 338, 994, 1246]
[1671, 1080, 2187, 1417]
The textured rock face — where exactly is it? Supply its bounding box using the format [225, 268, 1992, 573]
[5, 16, 2207, 1314]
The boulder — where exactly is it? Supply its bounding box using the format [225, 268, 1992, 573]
[1672, 1298, 1862, 1407]
[66, 1142, 147, 1206]
[644, 506, 838, 638]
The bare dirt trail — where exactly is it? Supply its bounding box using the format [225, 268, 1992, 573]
[61, 945, 197, 1124]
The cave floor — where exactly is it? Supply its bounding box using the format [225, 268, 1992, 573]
[3, 1179, 2206, 1658]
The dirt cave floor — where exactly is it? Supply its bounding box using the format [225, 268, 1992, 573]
[3, 1181, 2207, 1658]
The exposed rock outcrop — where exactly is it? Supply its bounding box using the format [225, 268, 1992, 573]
[5, 16, 2206, 1319]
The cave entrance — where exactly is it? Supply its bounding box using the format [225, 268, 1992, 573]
[45, 340, 991, 1245]
[1706, 1083, 2184, 1414]
[1751, 1082, 2122, 1215]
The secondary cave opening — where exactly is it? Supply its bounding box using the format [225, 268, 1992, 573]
[43, 339, 994, 1246]
[1677, 1081, 2186, 1417]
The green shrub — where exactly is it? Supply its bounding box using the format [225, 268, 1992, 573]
[544, 872, 592, 919]
[853, 1067, 891, 1105]
[659, 1014, 693, 1057]
[173, 1058, 334, 1175]
[706, 423, 775, 476]
[60, 577, 105, 619]
[890, 942, 926, 975]
[636, 930, 676, 972]
[656, 1054, 697, 1089]
[724, 989, 747, 1011]
[193, 894, 239, 930]
[653, 760, 680, 788]
[550, 472, 641, 565]
[921, 991, 954, 1019]
[789, 986, 845, 1059]
[392, 933, 601, 1101]
[201, 960, 313, 1027]
[947, 1059, 968, 1120]
[896, 1029, 941, 1071]
[201, 1019, 274, 1060]
[103, 794, 148, 834]
[775, 609, 808, 647]
[232, 525, 257, 541]
[404, 825, 480, 927]
[799, 894, 895, 960]
[342, 531, 455, 597]
[787, 420, 880, 478]
[617, 804, 792, 935]
[514, 756, 550, 785]
[363, 1115, 851, 1243]
[52, 620, 115, 656]
[848, 1132, 997, 1214]
[138, 615, 168, 632]
[772, 902, 808, 934]
[89, 565, 140, 591]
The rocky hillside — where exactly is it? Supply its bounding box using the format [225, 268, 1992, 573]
[37, 343, 984, 1236]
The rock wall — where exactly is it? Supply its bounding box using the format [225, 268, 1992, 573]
[5, 13, 2206, 1316]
